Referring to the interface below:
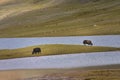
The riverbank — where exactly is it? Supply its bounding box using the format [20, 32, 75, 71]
[0, 44, 120, 60]
[0, 64, 120, 80]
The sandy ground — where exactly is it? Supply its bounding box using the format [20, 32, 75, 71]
[0, 68, 120, 80]
[0, 69, 45, 80]
[0, 0, 11, 4]
[0, 69, 84, 80]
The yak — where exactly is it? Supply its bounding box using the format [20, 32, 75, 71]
[83, 40, 93, 46]
[32, 48, 41, 54]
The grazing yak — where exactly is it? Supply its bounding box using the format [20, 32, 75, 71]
[32, 48, 41, 54]
[83, 40, 93, 46]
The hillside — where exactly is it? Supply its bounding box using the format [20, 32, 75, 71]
[0, 0, 120, 37]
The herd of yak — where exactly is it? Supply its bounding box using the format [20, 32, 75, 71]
[32, 40, 93, 54]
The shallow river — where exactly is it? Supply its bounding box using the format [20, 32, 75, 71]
[0, 51, 120, 70]
[0, 35, 120, 49]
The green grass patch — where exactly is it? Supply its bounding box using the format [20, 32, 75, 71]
[0, 44, 120, 60]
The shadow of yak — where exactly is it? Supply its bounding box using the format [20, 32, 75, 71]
[83, 40, 93, 46]
[32, 48, 41, 54]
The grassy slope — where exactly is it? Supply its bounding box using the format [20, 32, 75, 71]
[0, 44, 120, 59]
[0, 0, 120, 37]
[0, 64, 120, 80]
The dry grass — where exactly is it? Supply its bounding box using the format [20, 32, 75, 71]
[0, 44, 120, 59]
[0, 0, 120, 37]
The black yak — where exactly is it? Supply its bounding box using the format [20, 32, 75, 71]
[83, 40, 93, 46]
[32, 48, 41, 54]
